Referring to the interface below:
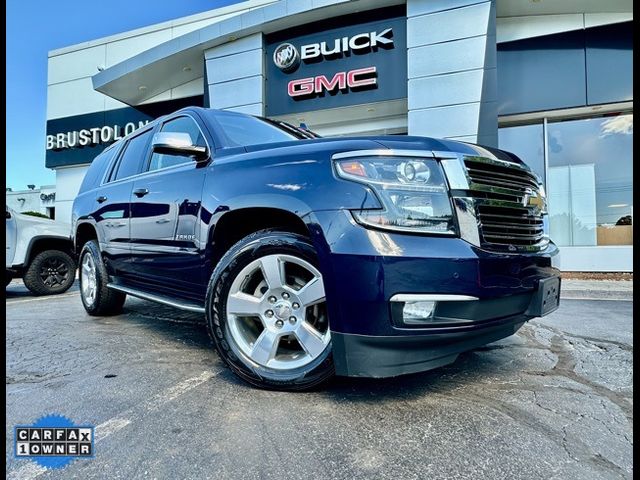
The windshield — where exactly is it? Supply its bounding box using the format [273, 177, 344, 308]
[204, 110, 320, 147]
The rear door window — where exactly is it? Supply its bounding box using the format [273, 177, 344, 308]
[111, 128, 154, 181]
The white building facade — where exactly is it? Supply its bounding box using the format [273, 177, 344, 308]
[46, 0, 633, 271]
[6, 185, 57, 218]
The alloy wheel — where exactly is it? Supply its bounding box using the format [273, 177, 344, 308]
[40, 257, 71, 288]
[225, 254, 330, 370]
[81, 254, 97, 306]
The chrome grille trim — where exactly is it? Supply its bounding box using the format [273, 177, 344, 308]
[467, 165, 538, 186]
[451, 197, 480, 247]
[466, 172, 538, 191]
[465, 158, 548, 251]
[440, 156, 469, 190]
[434, 150, 549, 253]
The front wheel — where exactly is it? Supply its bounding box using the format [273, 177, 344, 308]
[206, 230, 334, 391]
[79, 240, 126, 315]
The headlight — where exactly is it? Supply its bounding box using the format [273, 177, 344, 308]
[335, 156, 455, 234]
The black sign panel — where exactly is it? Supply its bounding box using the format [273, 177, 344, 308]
[265, 8, 407, 116]
[45, 95, 203, 168]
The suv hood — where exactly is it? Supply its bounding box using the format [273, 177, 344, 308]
[240, 135, 525, 166]
[371, 135, 526, 166]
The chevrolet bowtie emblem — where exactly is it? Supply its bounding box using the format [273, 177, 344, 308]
[523, 188, 543, 209]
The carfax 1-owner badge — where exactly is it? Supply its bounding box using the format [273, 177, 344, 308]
[14, 414, 95, 469]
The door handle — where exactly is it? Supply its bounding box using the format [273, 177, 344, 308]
[155, 219, 171, 224]
[97, 196, 108, 203]
[133, 188, 149, 198]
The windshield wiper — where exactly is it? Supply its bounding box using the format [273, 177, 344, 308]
[275, 120, 321, 139]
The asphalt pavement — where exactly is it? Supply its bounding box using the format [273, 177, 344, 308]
[5, 279, 633, 479]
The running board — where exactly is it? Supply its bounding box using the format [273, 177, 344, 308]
[107, 283, 206, 314]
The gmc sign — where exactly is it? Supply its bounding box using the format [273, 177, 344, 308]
[288, 67, 377, 97]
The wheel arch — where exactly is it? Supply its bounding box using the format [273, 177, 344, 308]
[75, 221, 99, 254]
[25, 236, 76, 267]
[206, 206, 313, 274]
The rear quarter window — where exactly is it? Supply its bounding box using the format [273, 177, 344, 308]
[78, 146, 119, 193]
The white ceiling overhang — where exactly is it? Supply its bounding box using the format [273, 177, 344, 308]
[93, 0, 633, 104]
[92, 0, 403, 106]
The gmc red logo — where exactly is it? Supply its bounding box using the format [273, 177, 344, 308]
[287, 67, 377, 98]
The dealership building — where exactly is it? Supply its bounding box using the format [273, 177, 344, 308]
[46, 0, 633, 271]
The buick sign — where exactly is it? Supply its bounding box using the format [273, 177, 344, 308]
[273, 29, 394, 72]
[298, 28, 394, 60]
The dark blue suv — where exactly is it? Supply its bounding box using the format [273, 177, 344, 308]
[72, 107, 560, 390]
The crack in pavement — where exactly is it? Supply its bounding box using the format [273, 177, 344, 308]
[546, 334, 633, 424]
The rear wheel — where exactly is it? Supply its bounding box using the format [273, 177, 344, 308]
[79, 240, 126, 315]
[206, 230, 333, 391]
[23, 250, 75, 295]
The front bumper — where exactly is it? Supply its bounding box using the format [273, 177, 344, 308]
[332, 314, 527, 378]
[306, 210, 561, 378]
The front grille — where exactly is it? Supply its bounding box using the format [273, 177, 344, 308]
[464, 157, 546, 250]
[465, 160, 539, 192]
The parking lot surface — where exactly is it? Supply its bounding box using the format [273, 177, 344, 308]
[6, 280, 633, 480]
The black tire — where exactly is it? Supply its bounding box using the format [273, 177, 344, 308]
[206, 230, 334, 391]
[23, 250, 76, 296]
[6, 271, 12, 287]
[79, 240, 126, 315]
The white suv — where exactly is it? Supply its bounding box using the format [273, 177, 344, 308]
[6, 206, 76, 295]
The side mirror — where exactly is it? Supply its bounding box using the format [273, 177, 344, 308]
[151, 132, 209, 162]
[6, 210, 11, 219]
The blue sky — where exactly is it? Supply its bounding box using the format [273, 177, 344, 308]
[6, 0, 243, 190]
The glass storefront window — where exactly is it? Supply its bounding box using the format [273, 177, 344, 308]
[498, 123, 545, 185]
[547, 113, 633, 246]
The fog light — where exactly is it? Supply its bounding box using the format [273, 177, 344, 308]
[390, 294, 479, 328]
[402, 301, 436, 324]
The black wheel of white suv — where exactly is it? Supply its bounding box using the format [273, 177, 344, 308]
[23, 250, 76, 296]
[206, 230, 334, 391]
[79, 240, 126, 316]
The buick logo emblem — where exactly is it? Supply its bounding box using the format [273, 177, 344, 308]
[273, 43, 300, 72]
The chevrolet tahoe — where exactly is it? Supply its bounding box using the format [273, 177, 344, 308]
[71, 107, 561, 390]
